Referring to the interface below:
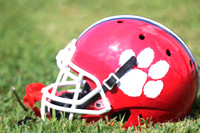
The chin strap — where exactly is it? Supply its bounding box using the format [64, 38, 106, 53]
[12, 87, 28, 112]
[12, 86, 40, 125]
[14, 83, 55, 125]
[77, 56, 137, 109]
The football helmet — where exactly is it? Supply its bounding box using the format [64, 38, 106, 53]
[24, 15, 198, 128]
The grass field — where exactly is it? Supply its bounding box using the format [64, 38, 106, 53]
[0, 0, 200, 132]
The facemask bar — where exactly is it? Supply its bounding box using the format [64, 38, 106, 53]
[40, 39, 111, 120]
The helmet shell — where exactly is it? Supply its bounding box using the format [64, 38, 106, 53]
[72, 16, 198, 127]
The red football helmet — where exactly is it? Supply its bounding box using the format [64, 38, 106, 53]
[27, 15, 198, 128]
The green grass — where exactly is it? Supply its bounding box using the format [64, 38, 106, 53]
[0, 0, 200, 132]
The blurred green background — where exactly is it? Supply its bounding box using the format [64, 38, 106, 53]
[0, 0, 199, 132]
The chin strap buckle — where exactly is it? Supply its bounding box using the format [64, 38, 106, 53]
[103, 73, 120, 90]
[102, 56, 137, 91]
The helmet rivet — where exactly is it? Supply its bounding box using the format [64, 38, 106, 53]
[95, 101, 101, 108]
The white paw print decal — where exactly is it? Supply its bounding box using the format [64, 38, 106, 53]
[118, 48, 170, 98]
